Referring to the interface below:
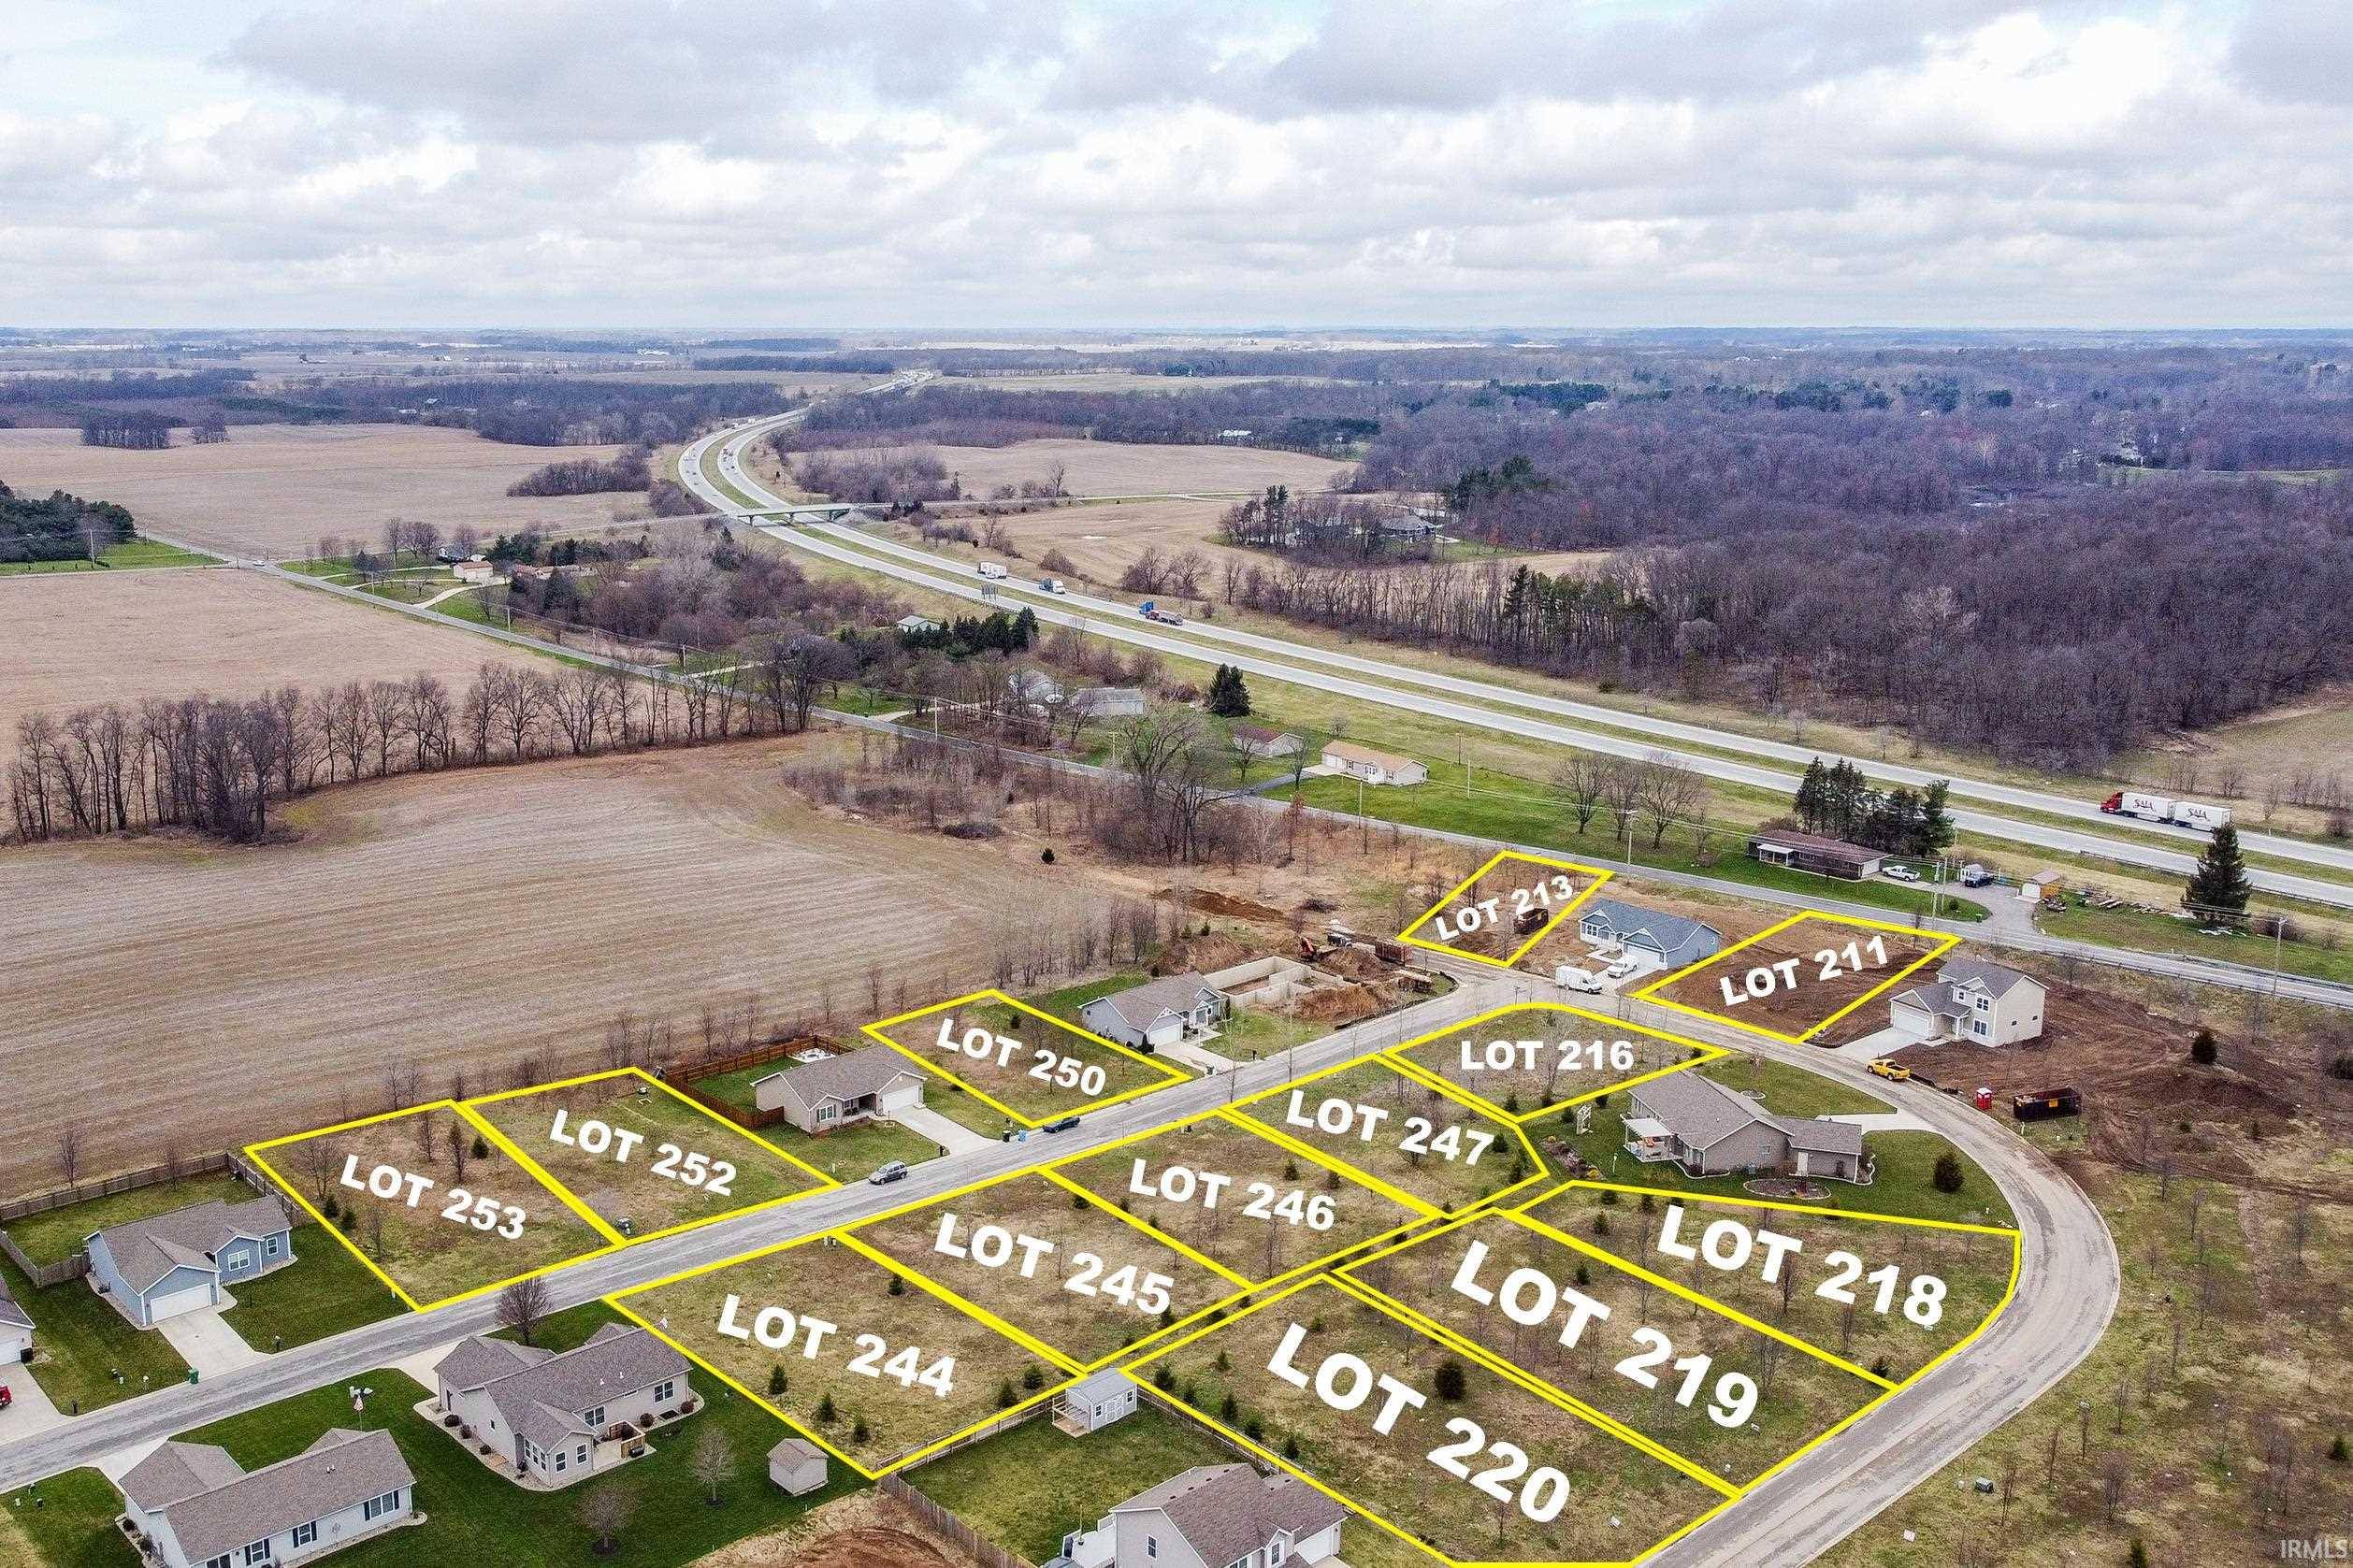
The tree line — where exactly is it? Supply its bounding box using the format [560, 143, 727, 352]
[0, 481, 134, 564]
[506, 446, 654, 496]
[1791, 758, 1957, 856]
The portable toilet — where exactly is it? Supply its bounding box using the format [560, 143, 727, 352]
[1974, 1086, 1995, 1111]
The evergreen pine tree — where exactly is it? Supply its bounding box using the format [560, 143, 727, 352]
[1920, 779, 1956, 853]
[2184, 824, 2253, 915]
[1208, 665, 1252, 717]
[1795, 758, 1828, 833]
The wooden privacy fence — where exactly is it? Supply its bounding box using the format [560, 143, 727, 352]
[0, 1149, 283, 1287]
[880, 1473, 1039, 1568]
[667, 1035, 845, 1131]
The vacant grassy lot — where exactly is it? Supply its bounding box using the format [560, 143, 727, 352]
[219, 1227, 404, 1350]
[0, 537, 218, 573]
[618, 1238, 1063, 1473]
[0, 1248, 189, 1414]
[908, 1399, 1247, 1561]
[866, 992, 1187, 1123]
[851, 1171, 1246, 1366]
[467, 1072, 831, 1238]
[3, 1171, 256, 1266]
[1523, 1185, 2017, 1384]
[1638, 916, 1950, 1043]
[1052, 1113, 1429, 1285]
[1388, 1008, 1715, 1120]
[0, 1465, 137, 1567]
[1230, 1059, 1535, 1213]
[1135, 1278, 1725, 1563]
[255, 1106, 611, 1305]
[1344, 1211, 1884, 1485]
[0, 423, 639, 557]
[0, 566, 541, 765]
[0, 737, 1121, 1194]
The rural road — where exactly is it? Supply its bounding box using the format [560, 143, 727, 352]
[685, 410, 2353, 913]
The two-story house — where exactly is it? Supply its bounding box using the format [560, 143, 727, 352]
[1888, 957, 2047, 1046]
[1059, 1464, 1347, 1568]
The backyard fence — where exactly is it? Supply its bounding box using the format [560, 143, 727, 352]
[0, 1149, 289, 1286]
[667, 1035, 847, 1131]
[880, 1473, 1040, 1568]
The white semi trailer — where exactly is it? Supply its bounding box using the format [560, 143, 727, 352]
[2100, 790, 2232, 832]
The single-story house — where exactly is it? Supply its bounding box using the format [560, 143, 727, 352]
[1320, 741, 1427, 787]
[0, 1277, 34, 1363]
[434, 1323, 691, 1489]
[1078, 973, 1228, 1050]
[1748, 830, 1882, 881]
[1575, 897, 1723, 974]
[1071, 686, 1148, 719]
[768, 1437, 829, 1496]
[1009, 669, 1064, 705]
[1623, 1071, 1869, 1184]
[896, 614, 943, 634]
[118, 1427, 414, 1568]
[1061, 1463, 1347, 1568]
[752, 1043, 928, 1133]
[86, 1195, 296, 1328]
[450, 559, 497, 584]
[1231, 725, 1303, 759]
[1379, 514, 1442, 541]
[1053, 1369, 1137, 1435]
[1889, 957, 2047, 1046]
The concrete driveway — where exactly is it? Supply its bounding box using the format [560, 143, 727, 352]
[0, 1363, 68, 1441]
[881, 1104, 995, 1157]
[157, 1305, 267, 1381]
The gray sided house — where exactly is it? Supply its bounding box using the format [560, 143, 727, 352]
[1078, 972, 1227, 1050]
[1890, 957, 2047, 1046]
[752, 1043, 928, 1134]
[1575, 897, 1723, 973]
[0, 1276, 33, 1362]
[434, 1323, 690, 1489]
[119, 1427, 414, 1568]
[1061, 1463, 1347, 1568]
[86, 1196, 295, 1328]
[1623, 1071, 1869, 1184]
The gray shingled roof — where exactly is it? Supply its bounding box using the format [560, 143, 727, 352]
[1088, 972, 1214, 1031]
[1631, 1072, 1864, 1158]
[455, 1324, 687, 1453]
[1938, 957, 2038, 999]
[119, 1441, 245, 1514]
[1577, 897, 1721, 960]
[90, 1196, 292, 1293]
[0, 1277, 31, 1332]
[1116, 1464, 1347, 1567]
[1775, 1116, 1867, 1157]
[432, 1333, 550, 1391]
[753, 1043, 925, 1110]
[161, 1428, 413, 1563]
[1890, 982, 1970, 1022]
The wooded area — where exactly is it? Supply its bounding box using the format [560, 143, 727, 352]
[0, 481, 134, 564]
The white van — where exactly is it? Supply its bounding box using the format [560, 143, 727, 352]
[1554, 966, 1606, 994]
[976, 562, 1008, 581]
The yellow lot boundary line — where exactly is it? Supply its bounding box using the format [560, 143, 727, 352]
[1044, 1103, 1444, 1292]
[244, 1100, 622, 1315]
[606, 1230, 1085, 1480]
[861, 988, 1192, 1128]
[1114, 1272, 1739, 1568]
[460, 1066, 840, 1246]
[1396, 849, 1615, 971]
[1630, 911, 1961, 1044]
[1224, 1054, 1552, 1216]
[1379, 1001, 1733, 1127]
[837, 1165, 1257, 1372]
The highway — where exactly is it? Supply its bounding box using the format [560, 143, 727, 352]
[684, 411, 2353, 913]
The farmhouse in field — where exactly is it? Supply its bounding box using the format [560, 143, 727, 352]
[1078, 972, 1227, 1050]
[1622, 1071, 1869, 1184]
[1889, 957, 2047, 1045]
[450, 559, 497, 584]
[767, 1436, 829, 1496]
[752, 1043, 928, 1133]
[1053, 1368, 1138, 1434]
[0, 1277, 34, 1363]
[85, 1194, 295, 1328]
[1320, 741, 1427, 787]
[1574, 897, 1723, 975]
[1746, 829, 1882, 881]
[433, 1323, 691, 1489]
[1231, 724, 1303, 759]
[1058, 1463, 1348, 1568]
[117, 1427, 414, 1568]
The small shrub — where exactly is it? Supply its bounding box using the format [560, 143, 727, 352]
[1154, 1365, 1176, 1391]
[471, 1133, 490, 1159]
[1284, 1158, 1301, 1181]
[997, 1378, 1018, 1409]
[1041, 847, 1056, 864]
[816, 1392, 838, 1424]
[1243, 1417, 1264, 1441]
[1593, 1213, 1612, 1236]
[1022, 1364, 1045, 1390]
[853, 1416, 871, 1443]
[1598, 1188, 1619, 1206]
[888, 1273, 906, 1297]
[768, 1366, 787, 1397]
[1282, 1435, 1301, 1460]
[1870, 1355, 1891, 1378]
[2129, 1540, 2149, 1568]
[1220, 1392, 1240, 1422]
[1574, 1262, 1591, 1287]
[2331, 1053, 2353, 1082]
[1932, 1152, 1964, 1194]
[1434, 1359, 1468, 1402]
[2330, 1434, 2348, 1462]
[2190, 1029, 2218, 1066]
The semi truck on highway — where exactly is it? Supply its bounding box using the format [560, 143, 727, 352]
[2100, 790, 2231, 831]
[1138, 600, 1185, 626]
[976, 562, 1008, 581]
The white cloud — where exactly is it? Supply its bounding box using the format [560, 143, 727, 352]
[2, 0, 2348, 326]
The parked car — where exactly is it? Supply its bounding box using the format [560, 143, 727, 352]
[1603, 956, 1640, 980]
[0, 1385, 12, 1411]
[1043, 1115, 1082, 1133]
[1868, 1058, 1912, 1082]
[1884, 865, 1922, 883]
[867, 1160, 911, 1185]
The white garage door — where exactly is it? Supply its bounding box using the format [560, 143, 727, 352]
[0, 1329, 30, 1363]
[878, 1083, 923, 1113]
[146, 1281, 214, 1324]
[1889, 1003, 1939, 1040]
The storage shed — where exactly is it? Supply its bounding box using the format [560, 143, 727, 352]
[1053, 1369, 1138, 1435]
[768, 1437, 829, 1495]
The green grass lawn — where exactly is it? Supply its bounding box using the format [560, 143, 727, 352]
[685, 1070, 1006, 1181]
[4, 1172, 255, 1268]
[2044, 901, 2353, 985]
[1284, 776, 1989, 924]
[0, 538, 218, 574]
[908, 1400, 1243, 1561]
[0, 1465, 139, 1567]
[0, 1251, 190, 1415]
[1209, 1005, 1328, 1063]
[220, 1231, 405, 1352]
[169, 1302, 859, 1568]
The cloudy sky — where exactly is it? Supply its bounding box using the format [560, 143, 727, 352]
[3, 0, 2347, 329]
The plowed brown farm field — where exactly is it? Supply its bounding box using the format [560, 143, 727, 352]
[878, 439, 1349, 497]
[0, 740, 1118, 1196]
[0, 423, 641, 556]
[0, 568, 541, 761]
